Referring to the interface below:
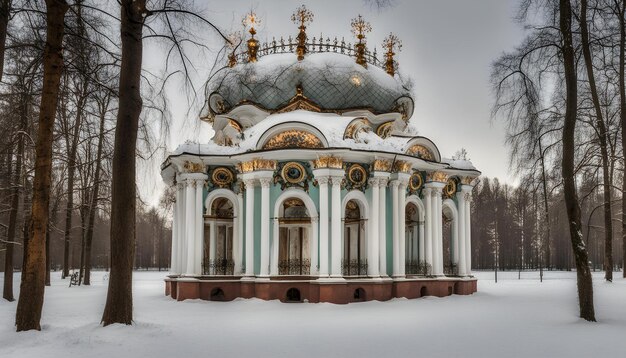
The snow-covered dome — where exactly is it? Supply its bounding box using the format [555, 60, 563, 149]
[207, 52, 413, 118]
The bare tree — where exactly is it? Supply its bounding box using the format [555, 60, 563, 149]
[15, 0, 69, 331]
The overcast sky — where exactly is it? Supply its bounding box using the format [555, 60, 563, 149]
[141, 0, 525, 205]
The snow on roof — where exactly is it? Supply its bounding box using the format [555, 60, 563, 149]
[170, 110, 413, 156]
[209, 52, 413, 114]
[441, 157, 477, 171]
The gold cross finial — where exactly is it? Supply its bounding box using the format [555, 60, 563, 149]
[291, 5, 314, 61]
[383, 33, 402, 76]
[351, 15, 371, 68]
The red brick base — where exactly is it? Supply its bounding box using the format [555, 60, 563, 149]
[165, 276, 477, 303]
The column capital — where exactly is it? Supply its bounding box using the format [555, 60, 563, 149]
[368, 177, 380, 187]
[390, 180, 400, 188]
[259, 177, 272, 188]
[330, 176, 344, 186]
[316, 176, 330, 185]
[311, 216, 319, 223]
[243, 178, 256, 187]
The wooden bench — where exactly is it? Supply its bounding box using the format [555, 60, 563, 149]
[69, 272, 80, 287]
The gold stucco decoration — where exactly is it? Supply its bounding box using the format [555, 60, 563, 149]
[394, 160, 412, 174]
[444, 179, 457, 197]
[183, 161, 205, 173]
[211, 167, 234, 188]
[408, 171, 423, 192]
[426, 171, 448, 183]
[371, 159, 392, 172]
[281, 162, 307, 184]
[376, 122, 393, 139]
[406, 144, 435, 161]
[237, 159, 277, 173]
[313, 156, 343, 169]
[262, 129, 324, 150]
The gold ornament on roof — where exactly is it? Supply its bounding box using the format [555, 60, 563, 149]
[291, 5, 314, 61]
[243, 11, 260, 63]
[238, 159, 277, 173]
[313, 156, 343, 169]
[262, 129, 324, 150]
[350, 14, 371, 68]
[382, 33, 402, 76]
[406, 144, 435, 161]
[371, 159, 392, 172]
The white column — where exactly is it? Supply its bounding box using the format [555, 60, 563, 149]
[209, 220, 217, 274]
[271, 218, 279, 276]
[317, 177, 329, 277]
[244, 179, 255, 277]
[330, 176, 342, 277]
[170, 183, 180, 275]
[391, 180, 400, 276]
[310, 217, 319, 275]
[412, 224, 419, 264]
[259, 177, 271, 277]
[184, 179, 196, 275]
[176, 182, 186, 274]
[424, 187, 432, 274]
[418, 219, 425, 263]
[379, 178, 388, 276]
[457, 191, 467, 276]
[465, 190, 473, 275]
[194, 179, 204, 276]
[368, 178, 380, 277]
[235, 192, 244, 274]
[434, 188, 444, 276]
[398, 180, 407, 276]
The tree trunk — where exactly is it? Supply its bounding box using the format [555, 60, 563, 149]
[580, 0, 614, 282]
[84, 102, 107, 285]
[0, 0, 11, 81]
[101, 0, 145, 326]
[538, 139, 551, 270]
[559, 0, 595, 322]
[618, 0, 626, 279]
[3, 141, 18, 302]
[15, 0, 69, 331]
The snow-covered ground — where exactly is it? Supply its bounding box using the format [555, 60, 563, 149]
[1, 270, 625, 358]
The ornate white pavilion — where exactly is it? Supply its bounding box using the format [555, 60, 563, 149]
[161, 8, 479, 303]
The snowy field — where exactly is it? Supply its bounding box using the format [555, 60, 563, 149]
[1, 270, 625, 358]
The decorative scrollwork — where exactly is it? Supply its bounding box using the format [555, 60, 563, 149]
[341, 259, 368, 276]
[444, 178, 458, 198]
[406, 144, 434, 160]
[345, 163, 368, 191]
[274, 161, 312, 192]
[262, 129, 324, 150]
[408, 171, 423, 194]
[444, 262, 458, 277]
[210, 167, 235, 190]
[278, 259, 311, 275]
[203, 259, 235, 276]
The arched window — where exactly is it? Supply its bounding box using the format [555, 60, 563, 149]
[405, 202, 421, 274]
[442, 205, 457, 276]
[203, 197, 235, 275]
[343, 200, 367, 276]
[278, 198, 311, 275]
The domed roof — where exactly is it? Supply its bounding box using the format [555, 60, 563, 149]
[207, 52, 414, 118]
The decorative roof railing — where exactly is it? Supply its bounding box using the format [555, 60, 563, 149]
[230, 6, 399, 75]
[232, 35, 382, 69]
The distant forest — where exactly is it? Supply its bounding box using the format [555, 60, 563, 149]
[471, 177, 622, 272]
